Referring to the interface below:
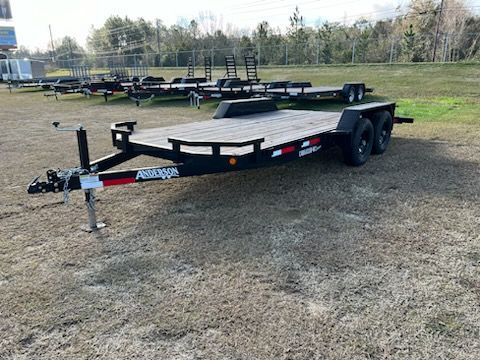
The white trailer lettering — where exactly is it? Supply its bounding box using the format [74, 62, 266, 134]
[136, 167, 180, 180]
[299, 145, 321, 157]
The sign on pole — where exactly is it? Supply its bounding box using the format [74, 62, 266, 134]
[0, 0, 12, 20]
[0, 26, 16, 49]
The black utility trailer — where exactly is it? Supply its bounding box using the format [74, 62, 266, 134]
[28, 98, 413, 230]
[261, 81, 373, 104]
[127, 77, 212, 105]
[190, 80, 372, 108]
[7, 76, 80, 92]
[127, 56, 212, 105]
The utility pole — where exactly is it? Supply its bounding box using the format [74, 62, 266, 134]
[432, 0, 444, 62]
[49, 24, 56, 61]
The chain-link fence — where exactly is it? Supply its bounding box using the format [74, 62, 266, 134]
[14, 32, 480, 71]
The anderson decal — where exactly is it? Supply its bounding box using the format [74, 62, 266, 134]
[135, 167, 179, 180]
[299, 145, 321, 157]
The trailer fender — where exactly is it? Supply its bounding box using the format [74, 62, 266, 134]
[336, 102, 396, 133]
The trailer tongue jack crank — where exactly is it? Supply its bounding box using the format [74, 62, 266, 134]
[28, 98, 413, 230]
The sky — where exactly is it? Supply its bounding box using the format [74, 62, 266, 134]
[1, 0, 480, 51]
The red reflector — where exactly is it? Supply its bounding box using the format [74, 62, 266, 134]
[282, 146, 296, 154]
[309, 137, 321, 145]
[103, 178, 135, 187]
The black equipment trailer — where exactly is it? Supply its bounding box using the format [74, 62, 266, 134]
[127, 77, 212, 105]
[7, 76, 80, 92]
[127, 56, 212, 105]
[261, 81, 373, 103]
[191, 81, 373, 108]
[190, 55, 261, 105]
[46, 65, 149, 101]
[27, 98, 413, 230]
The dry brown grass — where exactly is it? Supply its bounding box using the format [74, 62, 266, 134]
[0, 86, 479, 359]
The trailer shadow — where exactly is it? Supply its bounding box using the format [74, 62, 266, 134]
[92, 135, 479, 289]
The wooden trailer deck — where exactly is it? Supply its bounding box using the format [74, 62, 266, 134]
[128, 109, 340, 156]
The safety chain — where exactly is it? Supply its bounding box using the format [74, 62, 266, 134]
[56, 167, 87, 204]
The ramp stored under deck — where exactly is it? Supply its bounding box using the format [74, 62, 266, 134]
[129, 109, 340, 156]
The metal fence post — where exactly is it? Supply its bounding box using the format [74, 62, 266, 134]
[175, 52, 178, 67]
[257, 43, 261, 69]
[389, 40, 394, 64]
[192, 49, 195, 68]
[316, 39, 320, 64]
[285, 44, 288, 65]
[442, 33, 448, 62]
[351, 40, 356, 64]
[211, 48, 214, 68]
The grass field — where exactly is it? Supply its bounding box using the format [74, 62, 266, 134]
[48, 62, 480, 123]
[1, 63, 479, 359]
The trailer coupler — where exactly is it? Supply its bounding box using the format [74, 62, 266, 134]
[28, 170, 66, 194]
[27, 169, 83, 195]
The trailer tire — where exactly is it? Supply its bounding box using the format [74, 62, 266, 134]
[343, 85, 356, 104]
[371, 111, 393, 155]
[343, 117, 374, 166]
[355, 84, 365, 102]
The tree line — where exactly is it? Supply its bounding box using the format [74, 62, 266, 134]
[15, 0, 480, 66]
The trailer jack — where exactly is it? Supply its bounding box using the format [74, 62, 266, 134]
[28, 122, 107, 231]
[82, 189, 106, 232]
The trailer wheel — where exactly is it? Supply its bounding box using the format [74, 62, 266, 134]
[344, 85, 355, 104]
[343, 117, 374, 166]
[355, 84, 365, 102]
[371, 111, 393, 155]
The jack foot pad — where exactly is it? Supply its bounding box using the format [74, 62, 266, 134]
[81, 222, 107, 233]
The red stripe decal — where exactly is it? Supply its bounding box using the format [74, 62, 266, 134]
[282, 146, 296, 154]
[103, 178, 135, 187]
[309, 137, 321, 145]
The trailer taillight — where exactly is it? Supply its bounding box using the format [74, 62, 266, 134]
[229, 157, 237, 166]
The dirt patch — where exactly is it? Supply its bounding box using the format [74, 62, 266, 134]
[0, 88, 479, 359]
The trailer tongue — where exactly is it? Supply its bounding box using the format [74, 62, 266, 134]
[27, 98, 413, 230]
